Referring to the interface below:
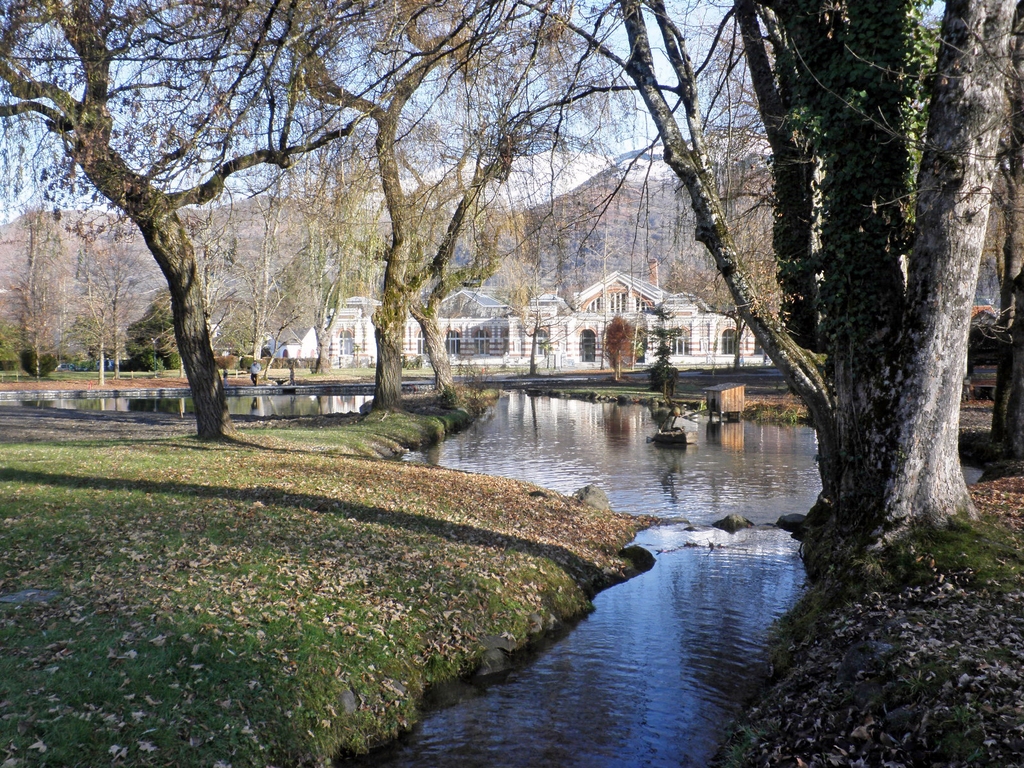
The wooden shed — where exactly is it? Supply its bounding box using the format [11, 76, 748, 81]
[704, 383, 745, 422]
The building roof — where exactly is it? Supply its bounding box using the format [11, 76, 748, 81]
[574, 271, 665, 309]
[441, 289, 510, 318]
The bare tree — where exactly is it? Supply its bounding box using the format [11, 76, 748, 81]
[0, 1, 360, 436]
[14, 210, 69, 375]
[74, 235, 149, 382]
[292, 150, 384, 374]
[307, 0, 616, 408]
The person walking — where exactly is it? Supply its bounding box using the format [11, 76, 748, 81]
[249, 360, 262, 385]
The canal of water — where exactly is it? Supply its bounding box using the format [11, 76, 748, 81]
[2, 393, 372, 418]
[355, 392, 822, 768]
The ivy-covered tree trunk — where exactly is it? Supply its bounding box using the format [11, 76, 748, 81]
[999, 26, 1024, 457]
[734, 0, 821, 352]
[615, 0, 1012, 575]
[1007, 269, 1024, 458]
[994, 163, 1023, 445]
[411, 305, 454, 393]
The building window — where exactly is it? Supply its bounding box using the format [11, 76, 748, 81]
[341, 330, 354, 356]
[446, 330, 461, 356]
[672, 328, 690, 356]
[580, 329, 597, 362]
[535, 328, 550, 352]
[473, 327, 490, 355]
[590, 297, 602, 312]
[414, 330, 424, 355]
[720, 328, 737, 356]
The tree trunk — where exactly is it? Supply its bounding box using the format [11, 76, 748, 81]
[734, 0, 821, 351]
[733, 318, 745, 370]
[314, 325, 333, 375]
[1007, 267, 1024, 458]
[528, 317, 540, 376]
[411, 305, 454, 392]
[881, 0, 1012, 530]
[134, 213, 234, 439]
[372, 263, 408, 411]
[1001, 25, 1024, 458]
[993, 199, 1020, 442]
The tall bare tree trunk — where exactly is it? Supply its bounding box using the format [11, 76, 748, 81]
[411, 306, 454, 392]
[135, 214, 234, 439]
[881, 0, 1011, 527]
[372, 245, 408, 411]
[528, 316, 541, 377]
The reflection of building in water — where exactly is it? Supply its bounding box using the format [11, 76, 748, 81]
[706, 421, 744, 451]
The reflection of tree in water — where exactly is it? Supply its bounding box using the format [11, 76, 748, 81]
[655, 446, 687, 504]
[601, 403, 633, 440]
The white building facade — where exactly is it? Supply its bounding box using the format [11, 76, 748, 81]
[318, 272, 761, 370]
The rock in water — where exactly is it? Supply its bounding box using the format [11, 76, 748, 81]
[712, 514, 753, 533]
[776, 513, 807, 539]
[572, 484, 611, 510]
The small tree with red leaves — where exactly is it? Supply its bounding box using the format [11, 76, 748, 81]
[604, 316, 635, 381]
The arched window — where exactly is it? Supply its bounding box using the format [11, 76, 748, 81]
[535, 328, 550, 352]
[473, 327, 490, 355]
[580, 329, 597, 362]
[341, 330, 354, 356]
[720, 328, 737, 356]
[446, 330, 462, 356]
[672, 328, 690, 356]
[413, 330, 424, 355]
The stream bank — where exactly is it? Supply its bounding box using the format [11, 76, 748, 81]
[714, 401, 1024, 768]
[0, 391, 652, 766]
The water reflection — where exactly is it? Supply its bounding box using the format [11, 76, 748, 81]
[414, 393, 821, 526]
[370, 530, 803, 768]
[380, 394, 820, 767]
[5, 394, 371, 417]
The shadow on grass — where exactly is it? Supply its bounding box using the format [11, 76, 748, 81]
[0, 467, 623, 596]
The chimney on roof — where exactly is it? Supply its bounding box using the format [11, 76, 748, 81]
[648, 258, 659, 287]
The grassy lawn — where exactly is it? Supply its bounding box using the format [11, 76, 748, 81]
[0, 413, 647, 766]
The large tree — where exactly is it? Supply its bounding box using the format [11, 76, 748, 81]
[559, 0, 1014, 575]
[0, 0, 358, 437]
[997, 17, 1024, 460]
[309, 0, 614, 408]
[303, 0, 502, 409]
